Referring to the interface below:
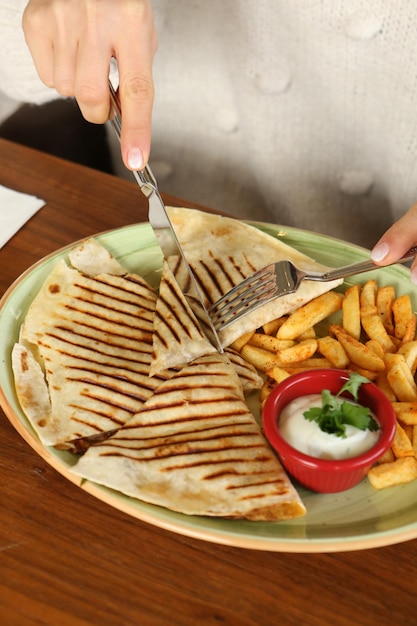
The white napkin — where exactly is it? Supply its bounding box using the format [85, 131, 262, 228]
[0, 184, 45, 249]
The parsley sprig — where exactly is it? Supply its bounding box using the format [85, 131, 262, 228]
[303, 372, 380, 438]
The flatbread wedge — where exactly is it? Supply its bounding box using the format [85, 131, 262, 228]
[74, 352, 306, 521]
[166, 207, 343, 347]
[150, 259, 216, 376]
[12, 240, 165, 449]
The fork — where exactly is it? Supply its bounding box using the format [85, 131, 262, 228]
[209, 246, 417, 331]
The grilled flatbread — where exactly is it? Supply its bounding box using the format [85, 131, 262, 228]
[224, 347, 263, 394]
[74, 352, 306, 520]
[150, 260, 216, 376]
[166, 207, 343, 347]
[12, 241, 163, 449]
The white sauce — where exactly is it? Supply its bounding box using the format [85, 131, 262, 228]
[279, 394, 380, 460]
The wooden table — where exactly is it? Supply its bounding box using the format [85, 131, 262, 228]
[0, 137, 416, 626]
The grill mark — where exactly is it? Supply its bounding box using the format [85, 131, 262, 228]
[154, 307, 183, 345]
[97, 428, 259, 453]
[164, 453, 271, 471]
[153, 325, 169, 350]
[64, 301, 153, 331]
[78, 387, 142, 412]
[123, 408, 251, 431]
[54, 317, 153, 344]
[74, 279, 156, 313]
[69, 375, 150, 402]
[69, 417, 109, 433]
[100, 445, 266, 464]
[171, 358, 232, 371]
[204, 468, 274, 480]
[154, 378, 238, 393]
[238, 490, 288, 501]
[175, 257, 192, 293]
[190, 265, 215, 304]
[41, 330, 152, 363]
[156, 373, 240, 391]
[198, 256, 236, 299]
[156, 276, 205, 343]
[58, 304, 154, 339]
[124, 273, 156, 288]
[68, 404, 128, 429]
[137, 397, 248, 416]
[227, 478, 286, 490]
[189, 252, 258, 304]
[77, 272, 156, 301]
[66, 363, 151, 386]
[75, 274, 156, 301]
[115, 419, 253, 441]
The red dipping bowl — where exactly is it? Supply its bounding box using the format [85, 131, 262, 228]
[262, 369, 397, 493]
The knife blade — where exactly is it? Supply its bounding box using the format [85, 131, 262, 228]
[108, 80, 223, 352]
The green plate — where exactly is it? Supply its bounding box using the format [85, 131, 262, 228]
[1, 221, 417, 553]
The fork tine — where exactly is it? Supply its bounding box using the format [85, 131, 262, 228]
[212, 287, 278, 331]
[210, 264, 278, 330]
[209, 265, 274, 315]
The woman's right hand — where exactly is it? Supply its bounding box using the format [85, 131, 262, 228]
[23, 0, 158, 170]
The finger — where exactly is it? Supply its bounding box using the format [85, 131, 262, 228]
[371, 202, 417, 266]
[22, 5, 55, 88]
[52, 34, 78, 97]
[118, 68, 155, 170]
[115, 24, 157, 169]
[73, 36, 113, 124]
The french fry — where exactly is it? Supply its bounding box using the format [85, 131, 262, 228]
[397, 340, 417, 375]
[404, 424, 414, 442]
[296, 327, 317, 340]
[265, 366, 291, 384]
[375, 372, 396, 401]
[360, 310, 396, 351]
[393, 294, 413, 339]
[329, 324, 385, 371]
[240, 341, 318, 372]
[392, 402, 417, 426]
[392, 421, 416, 458]
[367, 457, 417, 489]
[385, 353, 417, 402]
[260, 378, 277, 406]
[376, 285, 395, 334]
[413, 426, 417, 456]
[376, 447, 395, 465]
[230, 331, 255, 352]
[401, 314, 417, 344]
[317, 336, 349, 369]
[248, 333, 294, 353]
[366, 339, 385, 360]
[240, 344, 278, 372]
[342, 284, 361, 340]
[262, 318, 285, 336]
[347, 364, 379, 381]
[283, 357, 332, 371]
[277, 292, 343, 340]
[360, 279, 378, 311]
[275, 339, 318, 365]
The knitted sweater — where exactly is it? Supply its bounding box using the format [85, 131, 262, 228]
[1, 0, 417, 248]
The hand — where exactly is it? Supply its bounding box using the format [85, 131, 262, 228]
[22, 0, 157, 170]
[371, 201, 417, 283]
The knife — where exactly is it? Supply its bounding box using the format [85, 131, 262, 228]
[108, 80, 223, 352]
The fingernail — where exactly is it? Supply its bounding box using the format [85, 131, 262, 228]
[127, 148, 143, 170]
[411, 268, 417, 285]
[371, 242, 390, 262]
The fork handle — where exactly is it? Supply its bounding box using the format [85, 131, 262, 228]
[310, 245, 417, 282]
